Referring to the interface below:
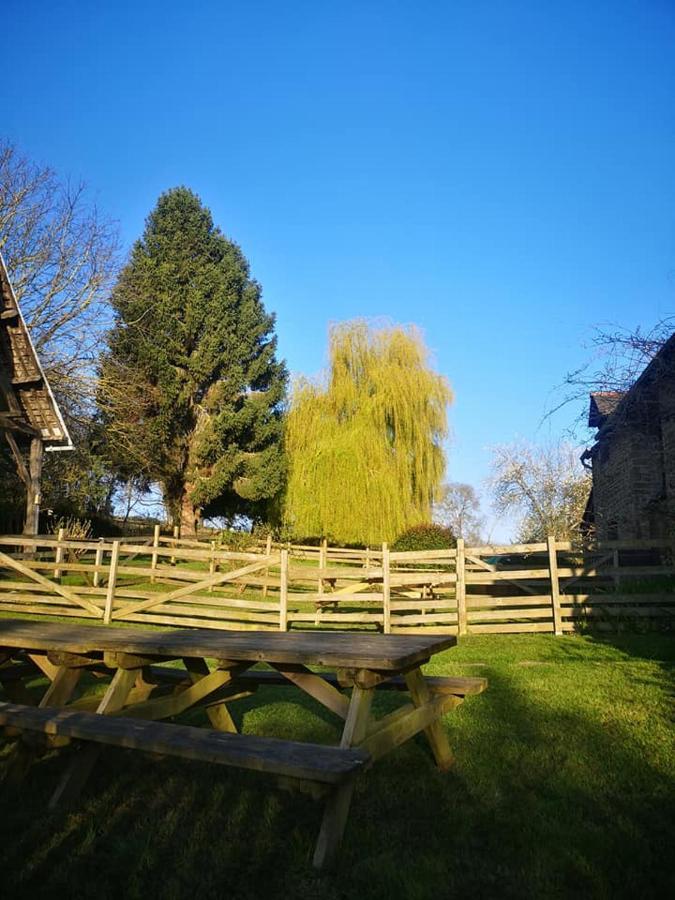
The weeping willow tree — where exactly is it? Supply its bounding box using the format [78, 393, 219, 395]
[284, 321, 453, 544]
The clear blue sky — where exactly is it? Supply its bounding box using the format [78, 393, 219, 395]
[4, 1, 675, 538]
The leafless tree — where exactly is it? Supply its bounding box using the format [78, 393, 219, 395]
[0, 139, 119, 417]
[489, 441, 591, 542]
[433, 482, 484, 544]
[547, 318, 674, 433]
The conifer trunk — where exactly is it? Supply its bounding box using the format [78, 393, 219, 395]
[180, 488, 198, 537]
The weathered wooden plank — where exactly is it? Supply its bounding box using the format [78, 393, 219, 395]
[465, 541, 548, 555]
[404, 668, 455, 770]
[103, 540, 120, 624]
[389, 572, 457, 586]
[467, 565, 675, 582]
[122, 604, 281, 624]
[389, 612, 459, 625]
[269, 663, 350, 719]
[390, 626, 458, 634]
[287, 613, 384, 623]
[111, 557, 278, 619]
[48, 665, 139, 809]
[358, 689, 460, 763]
[465, 551, 539, 595]
[547, 535, 563, 636]
[183, 658, 237, 733]
[455, 538, 467, 635]
[230, 669, 486, 696]
[465, 594, 553, 607]
[312, 593, 384, 606]
[0, 551, 101, 616]
[466, 569, 552, 582]
[26, 653, 59, 679]
[313, 685, 374, 870]
[279, 548, 288, 631]
[382, 543, 391, 634]
[467, 607, 553, 622]
[559, 593, 675, 605]
[38, 665, 82, 707]
[0, 702, 370, 784]
[110, 666, 247, 721]
[389, 600, 457, 611]
[468, 622, 554, 634]
[0, 601, 100, 618]
[0, 619, 456, 670]
[562, 605, 675, 618]
[388, 548, 457, 561]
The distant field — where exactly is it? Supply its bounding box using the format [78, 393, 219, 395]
[1, 631, 673, 899]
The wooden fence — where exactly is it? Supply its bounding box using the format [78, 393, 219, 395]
[0, 529, 672, 635]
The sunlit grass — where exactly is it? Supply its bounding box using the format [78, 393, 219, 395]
[1, 632, 673, 899]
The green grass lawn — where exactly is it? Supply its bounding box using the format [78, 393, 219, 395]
[1, 632, 673, 900]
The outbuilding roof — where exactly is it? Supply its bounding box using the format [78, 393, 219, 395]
[587, 333, 675, 432]
[0, 251, 72, 449]
[588, 391, 626, 428]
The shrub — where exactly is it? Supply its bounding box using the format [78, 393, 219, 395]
[216, 529, 256, 552]
[391, 522, 455, 552]
[49, 516, 94, 561]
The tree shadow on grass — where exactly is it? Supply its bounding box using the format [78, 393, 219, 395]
[1, 665, 674, 900]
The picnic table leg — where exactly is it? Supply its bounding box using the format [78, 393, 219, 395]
[404, 667, 453, 771]
[0, 654, 38, 705]
[183, 658, 237, 733]
[313, 685, 373, 871]
[3, 664, 84, 783]
[49, 667, 138, 810]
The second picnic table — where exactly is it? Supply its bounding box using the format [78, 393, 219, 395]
[0, 618, 486, 869]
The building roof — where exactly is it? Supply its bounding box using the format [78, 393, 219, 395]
[0, 251, 72, 449]
[588, 391, 626, 428]
[587, 332, 675, 433]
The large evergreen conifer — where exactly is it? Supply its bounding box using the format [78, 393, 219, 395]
[100, 188, 286, 533]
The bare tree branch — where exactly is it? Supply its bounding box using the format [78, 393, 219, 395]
[489, 441, 591, 542]
[0, 139, 120, 417]
[545, 318, 675, 434]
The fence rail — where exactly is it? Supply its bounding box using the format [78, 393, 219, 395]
[0, 530, 672, 635]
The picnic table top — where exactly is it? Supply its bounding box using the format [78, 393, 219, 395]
[0, 619, 456, 671]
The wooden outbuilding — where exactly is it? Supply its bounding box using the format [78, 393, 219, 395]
[0, 252, 72, 533]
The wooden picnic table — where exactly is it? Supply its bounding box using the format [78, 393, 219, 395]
[0, 618, 486, 870]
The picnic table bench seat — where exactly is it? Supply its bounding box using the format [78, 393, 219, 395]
[167, 667, 487, 697]
[0, 701, 369, 784]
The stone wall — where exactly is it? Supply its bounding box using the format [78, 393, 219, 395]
[591, 376, 674, 540]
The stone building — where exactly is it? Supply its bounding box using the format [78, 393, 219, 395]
[582, 333, 675, 540]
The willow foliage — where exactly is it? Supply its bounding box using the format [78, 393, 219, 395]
[284, 321, 453, 544]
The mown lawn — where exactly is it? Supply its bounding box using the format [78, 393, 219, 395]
[1, 631, 673, 900]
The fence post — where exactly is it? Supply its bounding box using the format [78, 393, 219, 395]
[456, 537, 467, 636]
[208, 540, 217, 592]
[93, 538, 104, 588]
[382, 542, 391, 634]
[53, 527, 65, 581]
[279, 549, 289, 631]
[150, 524, 160, 583]
[171, 524, 179, 565]
[319, 537, 327, 596]
[612, 548, 620, 592]
[547, 535, 563, 636]
[262, 534, 273, 598]
[103, 540, 120, 624]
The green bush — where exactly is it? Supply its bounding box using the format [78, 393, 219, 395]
[391, 522, 455, 552]
[217, 529, 257, 552]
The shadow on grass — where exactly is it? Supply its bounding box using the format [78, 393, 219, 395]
[1, 660, 674, 900]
